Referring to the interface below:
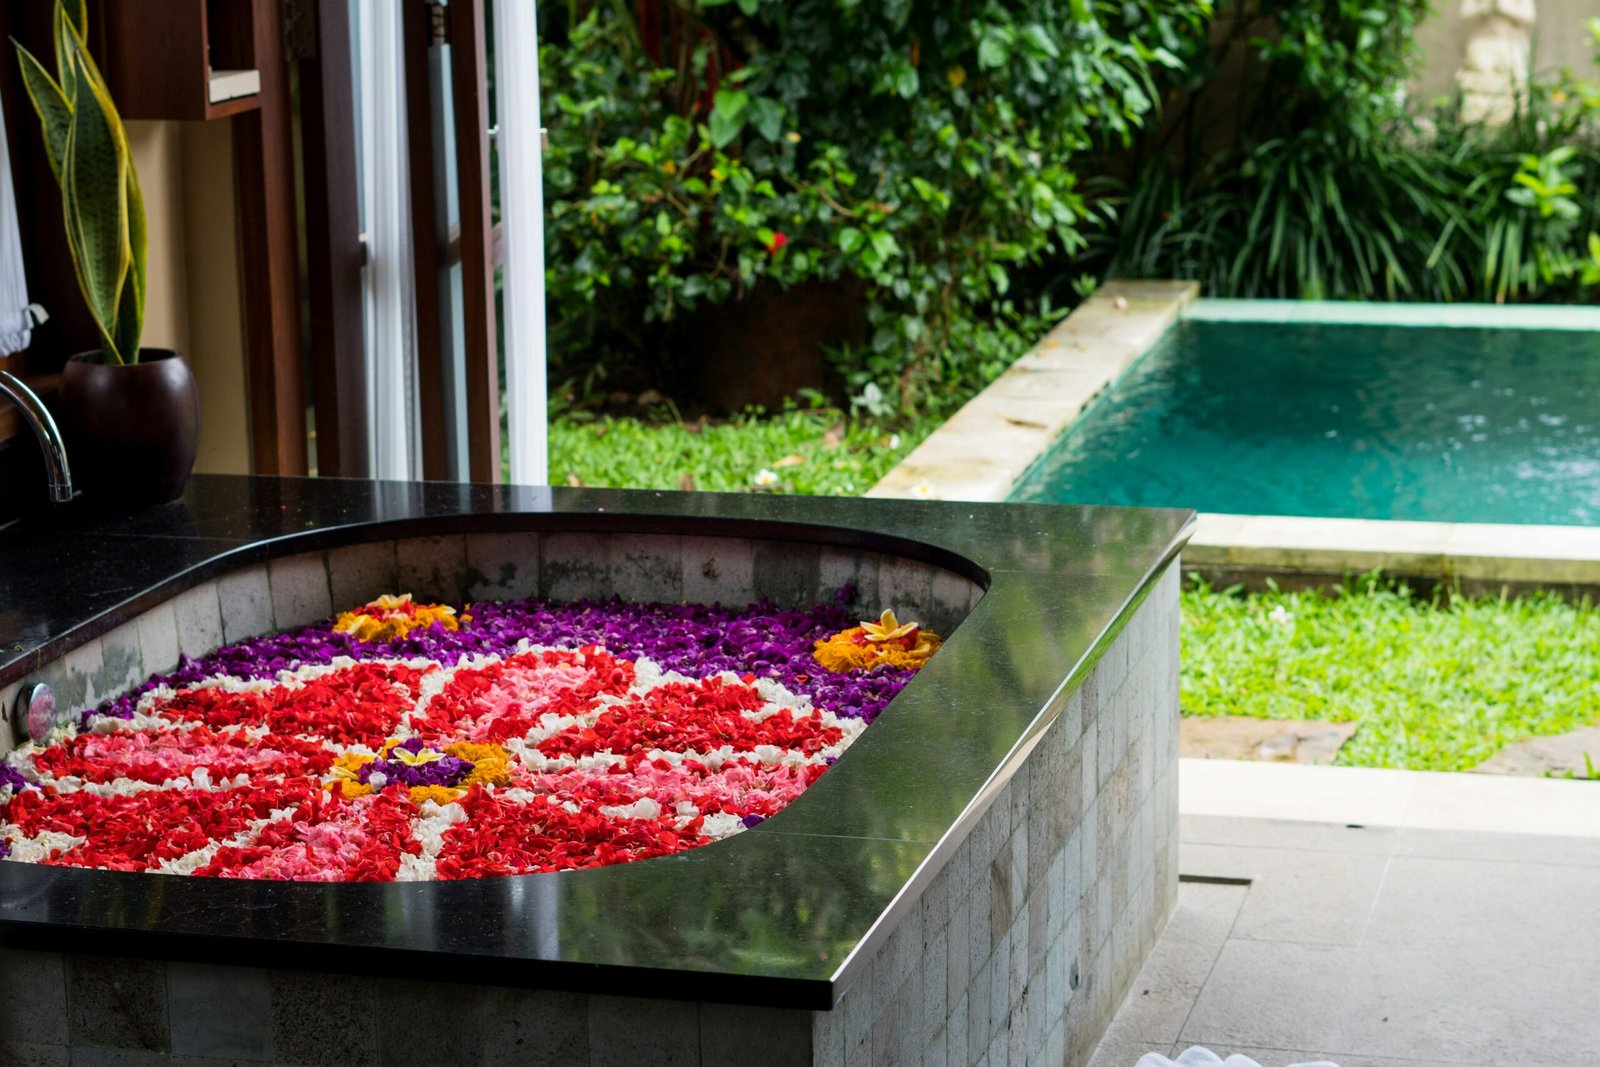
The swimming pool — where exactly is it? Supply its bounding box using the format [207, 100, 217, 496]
[1009, 306, 1600, 527]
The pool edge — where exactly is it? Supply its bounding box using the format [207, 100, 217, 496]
[871, 283, 1600, 591]
[867, 280, 1197, 503]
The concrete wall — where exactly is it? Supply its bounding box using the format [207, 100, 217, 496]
[124, 120, 252, 477]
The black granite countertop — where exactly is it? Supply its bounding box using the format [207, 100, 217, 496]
[0, 475, 1191, 1007]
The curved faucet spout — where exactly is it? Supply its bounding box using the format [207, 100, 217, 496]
[0, 369, 74, 503]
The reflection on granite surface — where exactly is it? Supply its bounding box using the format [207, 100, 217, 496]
[0, 475, 1191, 1006]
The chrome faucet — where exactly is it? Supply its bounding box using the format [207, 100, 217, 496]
[0, 369, 73, 503]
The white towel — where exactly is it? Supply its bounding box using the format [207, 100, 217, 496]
[0, 85, 41, 356]
[1136, 1049, 1341, 1067]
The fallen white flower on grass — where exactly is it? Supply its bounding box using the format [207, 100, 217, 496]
[1268, 605, 1294, 627]
[753, 469, 779, 487]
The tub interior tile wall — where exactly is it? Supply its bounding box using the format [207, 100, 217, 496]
[0, 563, 1180, 1067]
[2, 530, 982, 760]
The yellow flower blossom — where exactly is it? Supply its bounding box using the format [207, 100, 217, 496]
[446, 742, 515, 788]
[333, 594, 467, 643]
[326, 752, 376, 796]
[812, 608, 942, 674]
[409, 785, 466, 806]
[389, 746, 446, 767]
[860, 608, 918, 644]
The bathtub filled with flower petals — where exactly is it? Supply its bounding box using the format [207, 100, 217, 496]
[0, 475, 1190, 1067]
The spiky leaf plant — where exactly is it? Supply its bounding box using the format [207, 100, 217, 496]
[14, 0, 146, 364]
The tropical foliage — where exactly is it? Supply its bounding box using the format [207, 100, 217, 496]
[1092, 7, 1600, 303]
[539, 0, 1210, 415]
[14, 0, 147, 364]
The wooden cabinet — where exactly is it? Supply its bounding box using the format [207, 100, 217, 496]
[97, 0, 262, 121]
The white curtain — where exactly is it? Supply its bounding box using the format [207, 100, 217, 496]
[0, 86, 38, 357]
[358, 0, 421, 480]
[493, 0, 549, 485]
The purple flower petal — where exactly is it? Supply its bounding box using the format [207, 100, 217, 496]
[86, 589, 917, 728]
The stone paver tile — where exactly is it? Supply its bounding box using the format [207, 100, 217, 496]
[1177, 940, 1358, 1051]
[1391, 825, 1600, 868]
[1180, 817, 1399, 857]
[1180, 718, 1356, 765]
[1086, 1018, 1173, 1067]
[1470, 726, 1600, 778]
[1315, 1055, 1477, 1067]
[1161, 880, 1248, 947]
[1324, 943, 1600, 1064]
[1179, 845, 1387, 948]
[1363, 854, 1600, 957]
[1100, 884, 1246, 1046]
[1168, 1045, 1337, 1067]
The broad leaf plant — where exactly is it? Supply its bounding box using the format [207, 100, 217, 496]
[14, 0, 146, 364]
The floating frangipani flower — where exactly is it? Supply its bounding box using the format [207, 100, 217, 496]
[813, 608, 942, 673]
[389, 745, 446, 768]
[860, 609, 918, 644]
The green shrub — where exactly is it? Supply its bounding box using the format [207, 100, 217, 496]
[1091, 2, 1600, 303]
[539, 0, 1210, 414]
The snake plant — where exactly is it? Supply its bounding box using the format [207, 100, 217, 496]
[14, 0, 146, 365]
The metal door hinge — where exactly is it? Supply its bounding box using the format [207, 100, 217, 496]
[427, 1, 450, 47]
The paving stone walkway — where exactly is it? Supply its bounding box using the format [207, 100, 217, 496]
[1179, 717, 1355, 765]
[1472, 725, 1600, 778]
[1089, 768, 1600, 1067]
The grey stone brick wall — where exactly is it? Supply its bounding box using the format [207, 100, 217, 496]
[0, 536, 1180, 1067]
[815, 563, 1180, 1067]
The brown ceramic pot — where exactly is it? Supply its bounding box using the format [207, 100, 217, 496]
[60, 348, 200, 507]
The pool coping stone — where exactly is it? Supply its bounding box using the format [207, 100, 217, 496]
[868, 280, 1198, 503]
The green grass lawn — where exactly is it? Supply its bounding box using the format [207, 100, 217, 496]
[1181, 575, 1600, 772]
[549, 407, 939, 497]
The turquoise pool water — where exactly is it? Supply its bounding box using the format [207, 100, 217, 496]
[1009, 318, 1600, 525]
